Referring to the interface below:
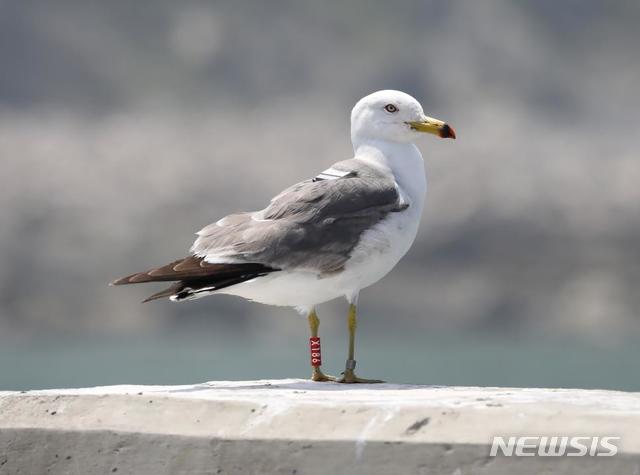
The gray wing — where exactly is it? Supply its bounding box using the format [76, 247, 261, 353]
[191, 158, 408, 274]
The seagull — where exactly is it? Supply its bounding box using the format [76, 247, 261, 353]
[112, 90, 455, 383]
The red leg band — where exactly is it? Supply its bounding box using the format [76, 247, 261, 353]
[309, 337, 322, 367]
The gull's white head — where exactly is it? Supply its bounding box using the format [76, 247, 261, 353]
[350, 90, 455, 147]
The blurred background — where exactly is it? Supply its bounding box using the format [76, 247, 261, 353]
[1, 0, 639, 391]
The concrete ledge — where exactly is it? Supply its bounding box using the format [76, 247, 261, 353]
[1, 380, 639, 474]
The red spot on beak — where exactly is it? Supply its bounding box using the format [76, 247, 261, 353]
[440, 124, 456, 139]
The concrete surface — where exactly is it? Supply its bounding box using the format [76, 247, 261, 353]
[1, 379, 639, 474]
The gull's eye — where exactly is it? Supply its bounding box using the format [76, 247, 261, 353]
[384, 104, 399, 113]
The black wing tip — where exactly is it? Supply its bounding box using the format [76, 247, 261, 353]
[141, 293, 160, 303]
[110, 274, 140, 286]
[141, 282, 183, 303]
[113, 262, 280, 303]
[141, 295, 166, 304]
[110, 277, 129, 286]
[110, 271, 159, 286]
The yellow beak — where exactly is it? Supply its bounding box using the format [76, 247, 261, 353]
[406, 116, 456, 139]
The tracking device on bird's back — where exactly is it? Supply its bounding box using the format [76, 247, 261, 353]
[309, 337, 322, 367]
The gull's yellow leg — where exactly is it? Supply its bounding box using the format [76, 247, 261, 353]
[307, 309, 335, 382]
[337, 304, 384, 383]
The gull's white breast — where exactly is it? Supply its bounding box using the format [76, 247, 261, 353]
[220, 142, 427, 309]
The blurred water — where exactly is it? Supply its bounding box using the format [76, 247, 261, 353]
[2, 331, 638, 392]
